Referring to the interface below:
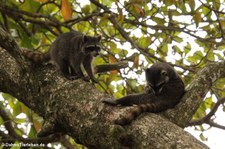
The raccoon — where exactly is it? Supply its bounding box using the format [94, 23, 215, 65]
[21, 31, 101, 82]
[102, 62, 185, 125]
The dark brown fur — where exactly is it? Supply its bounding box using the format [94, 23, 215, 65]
[21, 31, 101, 82]
[103, 62, 185, 125]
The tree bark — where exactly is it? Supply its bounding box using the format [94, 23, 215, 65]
[1, 27, 223, 148]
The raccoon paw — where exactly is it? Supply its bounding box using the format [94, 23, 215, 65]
[102, 98, 118, 106]
[81, 76, 91, 82]
[145, 85, 155, 94]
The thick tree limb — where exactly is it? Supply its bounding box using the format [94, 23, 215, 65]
[0, 27, 217, 148]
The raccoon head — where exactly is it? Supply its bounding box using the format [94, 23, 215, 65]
[82, 35, 101, 56]
[145, 62, 178, 95]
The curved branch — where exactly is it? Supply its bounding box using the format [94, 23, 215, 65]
[188, 97, 225, 128]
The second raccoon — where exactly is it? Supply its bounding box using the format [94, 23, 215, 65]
[22, 31, 101, 82]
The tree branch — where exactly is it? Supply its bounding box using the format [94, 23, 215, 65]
[0, 28, 24, 65]
[95, 61, 128, 73]
[188, 97, 225, 129]
[0, 26, 210, 148]
[208, 120, 225, 130]
[162, 61, 225, 127]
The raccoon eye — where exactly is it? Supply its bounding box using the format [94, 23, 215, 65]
[161, 70, 167, 76]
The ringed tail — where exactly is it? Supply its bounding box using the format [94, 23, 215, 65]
[114, 103, 161, 125]
[21, 48, 50, 63]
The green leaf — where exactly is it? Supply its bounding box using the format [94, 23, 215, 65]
[200, 133, 208, 141]
[114, 91, 124, 99]
[204, 97, 214, 109]
[13, 101, 22, 116]
[100, 0, 113, 7]
[11, 142, 21, 149]
[193, 12, 202, 27]
[20, 0, 40, 13]
[184, 42, 191, 55]
[14, 118, 26, 124]
[193, 102, 207, 120]
[187, 50, 203, 63]
[118, 49, 128, 58]
[164, 0, 174, 6]
[189, 0, 195, 11]
[99, 14, 110, 26]
[0, 117, 4, 125]
[74, 21, 90, 33]
[138, 36, 151, 49]
[172, 45, 180, 54]
[126, 79, 138, 90]
[82, 5, 92, 14]
[173, 36, 183, 43]
[207, 51, 215, 61]
[152, 17, 166, 25]
[28, 125, 37, 138]
[116, 84, 124, 93]
[213, 0, 220, 10]
[161, 44, 168, 54]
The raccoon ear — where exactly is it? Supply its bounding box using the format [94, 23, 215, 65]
[161, 70, 167, 76]
[97, 35, 101, 41]
[83, 35, 88, 42]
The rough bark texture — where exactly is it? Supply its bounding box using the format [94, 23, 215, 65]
[162, 61, 225, 127]
[1, 27, 224, 148]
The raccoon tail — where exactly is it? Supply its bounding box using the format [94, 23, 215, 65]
[21, 48, 50, 63]
[114, 103, 163, 125]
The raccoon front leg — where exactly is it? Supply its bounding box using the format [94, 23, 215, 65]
[145, 83, 155, 94]
[83, 54, 98, 83]
[57, 59, 77, 80]
[69, 58, 91, 82]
